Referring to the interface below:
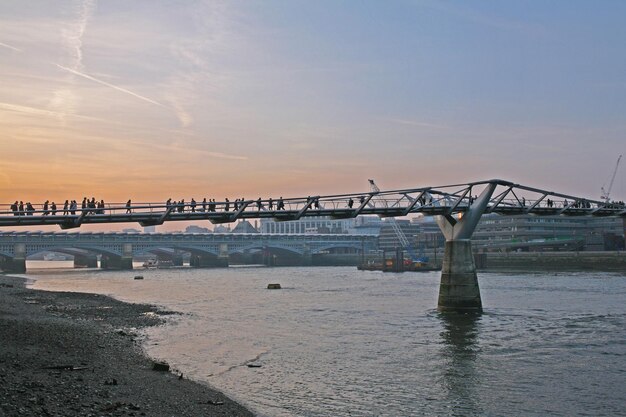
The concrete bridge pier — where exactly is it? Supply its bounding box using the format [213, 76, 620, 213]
[435, 183, 497, 313]
[302, 248, 313, 266]
[74, 253, 98, 268]
[100, 244, 133, 270]
[171, 253, 184, 267]
[1, 244, 27, 273]
[438, 240, 481, 311]
[190, 254, 228, 268]
[100, 255, 133, 270]
[262, 249, 276, 266]
[0, 256, 26, 273]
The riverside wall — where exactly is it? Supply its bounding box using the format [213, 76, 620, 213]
[477, 251, 626, 272]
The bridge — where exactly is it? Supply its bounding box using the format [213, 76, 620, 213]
[2, 179, 624, 229]
[0, 232, 376, 271]
[2, 179, 625, 313]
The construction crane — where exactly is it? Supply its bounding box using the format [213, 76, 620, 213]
[368, 179, 428, 263]
[601, 154, 622, 202]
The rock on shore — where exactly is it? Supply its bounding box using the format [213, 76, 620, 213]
[0, 275, 254, 417]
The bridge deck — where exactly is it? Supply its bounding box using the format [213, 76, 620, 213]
[1, 179, 624, 229]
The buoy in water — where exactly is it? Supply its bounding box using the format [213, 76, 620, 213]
[267, 283, 281, 289]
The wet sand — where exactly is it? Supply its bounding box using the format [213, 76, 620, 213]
[0, 275, 254, 417]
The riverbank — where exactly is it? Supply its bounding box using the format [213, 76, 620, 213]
[0, 274, 254, 417]
[476, 250, 626, 272]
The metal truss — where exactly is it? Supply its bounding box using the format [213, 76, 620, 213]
[1, 179, 624, 229]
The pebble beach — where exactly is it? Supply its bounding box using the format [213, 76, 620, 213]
[0, 274, 254, 417]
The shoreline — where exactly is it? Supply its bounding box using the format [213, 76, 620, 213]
[0, 274, 254, 417]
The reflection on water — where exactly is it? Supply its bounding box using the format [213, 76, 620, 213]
[439, 313, 481, 417]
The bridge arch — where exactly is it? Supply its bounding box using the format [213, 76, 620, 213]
[228, 242, 304, 256]
[174, 245, 221, 257]
[311, 243, 363, 255]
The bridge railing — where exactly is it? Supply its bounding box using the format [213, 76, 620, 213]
[2, 180, 624, 223]
[0, 196, 621, 217]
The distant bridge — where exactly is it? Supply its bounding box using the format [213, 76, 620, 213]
[0, 232, 376, 272]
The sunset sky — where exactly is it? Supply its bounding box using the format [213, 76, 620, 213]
[1, 0, 625, 225]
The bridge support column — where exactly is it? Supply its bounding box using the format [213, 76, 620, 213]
[435, 183, 497, 313]
[438, 240, 481, 311]
[171, 253, 184, 267]
[101, 244, 133, 270]
[262, 247, 276, 266]
[302, 247, 312, 266]
[2, 243, 27, 273]
[74, 254, 98, 268]
[0, 256, 26, 273]
[190, 254, 228, 268]
[217, 243, 229, 267]
[100, 255, 133, 270]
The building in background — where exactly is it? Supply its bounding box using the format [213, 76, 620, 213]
[184, 225, 211, 234]
[181, 213, 624, 253]
[377, 219, 421, 253]
[414, 214, 625, 253]
[231, 220, 259, 233]
[471, 214, 624, 252]
[259, 216, 354, 234]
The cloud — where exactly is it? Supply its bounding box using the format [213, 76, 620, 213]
[124, 139, 249, 161]
[0, 101, 102, 121]
[385, 118, 448, 129]
[162, 1, 239, 128]
[62, 0, 97, 71]
[48, 1, 96, 122]
[171, 100, 193, 128]
[419, 0, 546, 36]
[201, 151, 248, 161]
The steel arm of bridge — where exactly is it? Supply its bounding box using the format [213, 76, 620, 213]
[139, 206, 174, 227]
[435, 182, 497, 241]
[59, 209, 89, 230]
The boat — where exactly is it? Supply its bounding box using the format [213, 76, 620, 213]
[43, 253, 67, 261]
[143, 259, 174, 269]
[143, 259, 157, 268]
[357, 259, 439, 272]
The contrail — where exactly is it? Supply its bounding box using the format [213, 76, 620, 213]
[385, 118, 448, 129]
[0, 41, 21, 52]
[0, 101, 103, 121]
[56, 63, 165, 107]
[203, 151, 248, 161]
[64, 0, 97, 71]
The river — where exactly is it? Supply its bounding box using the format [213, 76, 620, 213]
[28, 263, 626, 416]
